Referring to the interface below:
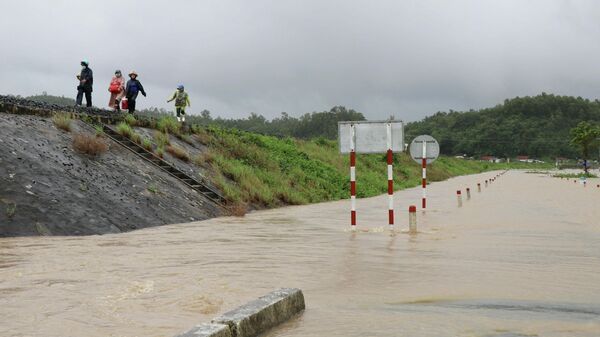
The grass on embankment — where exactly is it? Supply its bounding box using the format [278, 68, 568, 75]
[552, 172, 598, 179]
[189, 125, 553, 207]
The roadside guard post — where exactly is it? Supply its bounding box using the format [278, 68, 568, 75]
[339, 121, 404, 230]
[409, 135, 440, 209]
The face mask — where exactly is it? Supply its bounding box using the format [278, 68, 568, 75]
[81, 66, 86, 70]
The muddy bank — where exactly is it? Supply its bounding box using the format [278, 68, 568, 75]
[0, 112, 222, 236]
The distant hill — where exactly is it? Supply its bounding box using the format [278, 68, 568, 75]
[405, 93, 600, 158]
[26, 92, 75, 106]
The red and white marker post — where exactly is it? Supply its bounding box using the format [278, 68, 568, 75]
[349, 124, 357, 230]
[409, 135, 439, 211]
[408, 205, 417, 234]
[421, 141, 427, 209]
[386, 123, 394, 229]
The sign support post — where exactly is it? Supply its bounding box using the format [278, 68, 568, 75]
[350, 124, 357, 230]
[339, 120, 404, 229]
[409, 135, 440, 210]
[421, 141, 427, 209]
[386, 123, 394, 229]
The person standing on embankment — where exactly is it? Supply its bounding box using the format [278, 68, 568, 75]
[167, 84, 190, 122]
[125, 71, 146, 114]
[108, 70, 125, 111]
[76, 60, 93, 107]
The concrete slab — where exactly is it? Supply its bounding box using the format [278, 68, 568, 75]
[213, 288, 305, 337]
[174, 323, 232, 337]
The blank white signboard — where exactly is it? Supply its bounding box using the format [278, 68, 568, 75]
[338, 121, 404, 154]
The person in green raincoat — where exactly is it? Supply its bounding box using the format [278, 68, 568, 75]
[167, 84, 191, 122]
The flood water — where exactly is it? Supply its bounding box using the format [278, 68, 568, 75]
[1, 170, 599, 337]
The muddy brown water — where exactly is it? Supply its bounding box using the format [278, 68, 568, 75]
[1, 170, 599, 337]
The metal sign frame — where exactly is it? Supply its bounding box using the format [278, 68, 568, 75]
[338, 120, 404, 154]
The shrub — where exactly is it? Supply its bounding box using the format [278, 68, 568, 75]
[194, 128, 213, 145]
[79, 113, 93, 124]
[124, 114, 137, 126]
[166, 145, 190, 161]
[130, 132, 142, 144]
[52, 113, 72, 132]
[94, 125, 104, 137]
[141, 138, 153, 151]
[147, 184, 158, 194]
[228, 202, 247, 217]
[179, 134, 194, 145]
[154, 131, 170, 147]
[72, 133, 108, 156]
[193, 155, 202, 166]
[116, 122, 133, 138]
[156, 146, 165, 158]
[157, 116, 180, 134]
[194, 151, 215, 166]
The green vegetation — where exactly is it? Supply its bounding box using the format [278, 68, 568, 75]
[130, 132, 142, 144]
[178, 133, 193, 145]
[406, 93, 600, 158]
[137, 106, 365, 139]
[27, 92, 76, 106]
[166, 145, 190, 161]
[124, 114, 137, 126]
[30, 93, 600, 160]
[552, 172, 598, 179]
[5, 202, 16, 219]
[94, 125, 104, 137]
[153, 131, 170, 147]
[570, 121, 600, 173]
[189, 125, 551, 207]
[116, 122, 133, 138]
[156, 146, 165, 158]
[52, 113, 72, 132]
[147, 184, 159, 194]
[141, 138, 153, 151]
[157, 116, 180, 135]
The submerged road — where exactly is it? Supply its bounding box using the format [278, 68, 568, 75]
[1, 170, 599, 337]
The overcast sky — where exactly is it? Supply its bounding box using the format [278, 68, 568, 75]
[2, 0, 600, 121]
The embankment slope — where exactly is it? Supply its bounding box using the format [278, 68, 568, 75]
[0, 112, 221, 236]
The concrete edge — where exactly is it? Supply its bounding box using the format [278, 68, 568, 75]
[174, 288, 305, 337]
[213, 288, 305, 337]
[173, 323, 232, 337]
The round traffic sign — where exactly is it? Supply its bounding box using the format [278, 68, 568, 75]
[409, 135, 440, 164]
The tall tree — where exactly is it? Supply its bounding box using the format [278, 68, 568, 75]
[570, 121, 600, 173]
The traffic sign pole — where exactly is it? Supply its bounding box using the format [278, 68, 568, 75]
[410, 135, 440, 211]
[350, 124, 357, 230]
[386, 123, 394, 229]
[421, 141, 427, 209]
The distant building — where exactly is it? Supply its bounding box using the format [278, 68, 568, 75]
[481, 155, 497, 162]
[517, 155, 531, 163]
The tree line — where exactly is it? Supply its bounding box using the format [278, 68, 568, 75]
[23, 92, 600, 159]
[139, 106, 366, 140]
[405, 93, 600, 159]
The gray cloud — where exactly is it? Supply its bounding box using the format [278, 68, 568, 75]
[2, 0, 600, 121]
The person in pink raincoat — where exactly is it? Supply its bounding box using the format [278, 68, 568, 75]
[108, 70, 126, 111]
